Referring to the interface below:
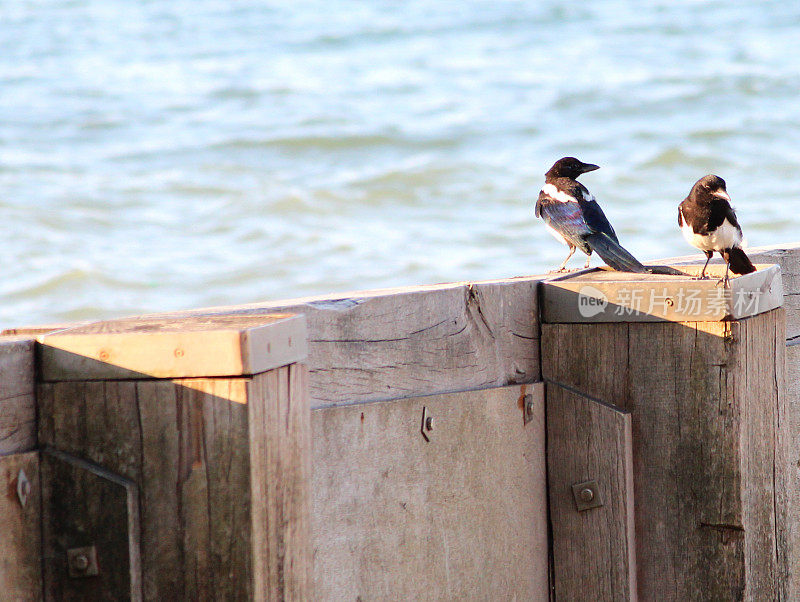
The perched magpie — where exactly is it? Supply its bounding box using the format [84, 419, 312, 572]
[536, 157, 647, 272]
[678, 174, 755, 283]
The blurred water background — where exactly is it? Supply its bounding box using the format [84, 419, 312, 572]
[1, 1, 799, 328]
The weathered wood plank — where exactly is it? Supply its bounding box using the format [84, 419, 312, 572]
[783, 342, 800, 599]
[0, 451, 42, 600]
[38, 314, 306, 381]
[0, 337, 36, 455]
[542, 310, 785, 601]
[542, 263, 782, 322]
[106, 277, 542, 408]
[38, 367, 310, 601]
[546, 383, 636, 600]
[310, 383, 548, 600]
[41, 448, 141, 601]
[651, 242, 800, 340]
[249, 365, 312, 600]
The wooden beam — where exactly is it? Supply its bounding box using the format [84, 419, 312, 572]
[92, 277, 542, 408]
[38, 314, 306, 381]
[546, 383, 636, 600]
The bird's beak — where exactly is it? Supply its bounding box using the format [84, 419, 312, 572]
[580, 163, 600, 173]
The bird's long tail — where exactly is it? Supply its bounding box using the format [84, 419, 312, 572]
[725, 247, 756, 275]
[586, 232, 648, 273]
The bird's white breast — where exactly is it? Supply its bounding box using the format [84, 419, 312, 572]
[544, 221, 568, 245]
[680, 209, 742, 251]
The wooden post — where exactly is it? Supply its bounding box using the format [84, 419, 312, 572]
[36, 314, 311, 601]
[541, 265, 788, 600]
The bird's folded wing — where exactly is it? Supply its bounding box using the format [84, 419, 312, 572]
[538, 200, 590, 248]
[580, 198, 619, 244]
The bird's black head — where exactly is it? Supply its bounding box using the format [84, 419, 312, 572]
[693, 174, 727, 194]
[545, 157, 600, 180]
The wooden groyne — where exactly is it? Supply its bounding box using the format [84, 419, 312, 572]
[1, 242, 799, 600]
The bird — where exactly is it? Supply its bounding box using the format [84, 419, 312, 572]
[678, 174, 755, 285]
[535, 157, 648, 273]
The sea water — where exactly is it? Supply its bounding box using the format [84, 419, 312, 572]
[1, 0, 799, 327]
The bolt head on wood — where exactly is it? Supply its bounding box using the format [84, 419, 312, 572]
[572, 480, 603, 512]
[16, 468, 30, 507]
[67, 545, 100, 578]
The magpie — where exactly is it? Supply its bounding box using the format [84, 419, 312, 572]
[535, 157, 647, 273]
[678, 174, 755, 284]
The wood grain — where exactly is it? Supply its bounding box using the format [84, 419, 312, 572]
[542, 310, 786, 600]
[105, 277, 542, 409]
[0, 337, 36, 454]
[249, 364, 312, 600]
[38, 366, 312, 601]
[310, 384, 548, 600]
[38, 314, 306, 381]
[542, 263, 782, 323]
[41, 448, 141, 601]
[546, 383, 636, 600]
[0, 451, 42, 600]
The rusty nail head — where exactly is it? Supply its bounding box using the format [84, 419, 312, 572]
[523, 394, 534, 424]
[67, 546, 99, 578]
[572, 480, 603, 512]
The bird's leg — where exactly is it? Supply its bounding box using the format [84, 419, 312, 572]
[552, 246, 576, 273]
[584, 253, 591, 269]
[716, 252, 731, 288]
[698, 252, 713, 280]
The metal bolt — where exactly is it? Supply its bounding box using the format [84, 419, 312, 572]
[98, 350, 110, 361]
[72, 554, 90, 572]
[572, 479, 603, 512]
[174, 348, 185, 358]
[665, 297, 675, 307]
[523, 394, 534, 424]
[425, 416, 433, 431]
[67, 546, 99, 578]
[16, 469, 30, 507]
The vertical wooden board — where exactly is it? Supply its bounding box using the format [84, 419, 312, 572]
[310, 384, 548, 600]
[784, 342, 800, 599]
[546, 384, 636, 600]
[41, 449, 140, 601]
[248, 368, 280, 601]
[134, 381, 183, 601]
[0, 451, 42, 600]
[248, 365, 312, 600]
[738, 310, 783, 599]
[182, 378, 252, 601]
[542, 312, 784, 601]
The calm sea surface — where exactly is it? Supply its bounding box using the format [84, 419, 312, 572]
[1, 1, 799, 328]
